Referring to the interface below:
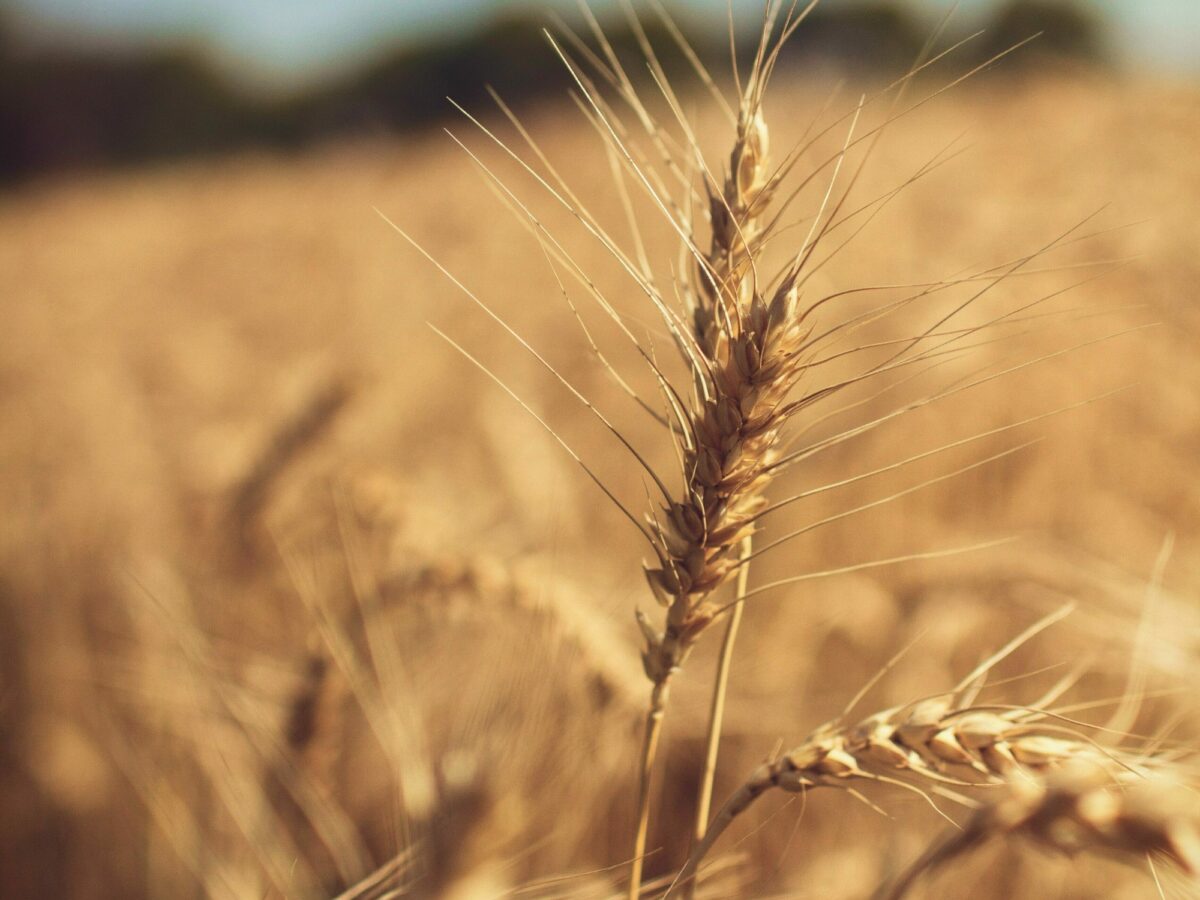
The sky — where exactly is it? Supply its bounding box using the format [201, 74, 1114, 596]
[7, 0, 1200, 89]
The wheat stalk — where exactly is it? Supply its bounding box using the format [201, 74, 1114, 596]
[691, 534, 752, 855]
[621, 9, 1037, 891]
[625, 7, 868, 891]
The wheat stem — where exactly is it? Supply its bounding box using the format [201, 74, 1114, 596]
[629, 677, 671, 900]
[689, 536, 753, 883]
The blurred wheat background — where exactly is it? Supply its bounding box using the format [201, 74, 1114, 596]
[2, 1, 1200, 898]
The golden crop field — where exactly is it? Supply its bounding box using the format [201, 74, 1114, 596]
[2, 20, 1200, 898]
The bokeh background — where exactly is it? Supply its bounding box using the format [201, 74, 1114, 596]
[2, 0, 1198, 184]
[3, 1, 1200, 898]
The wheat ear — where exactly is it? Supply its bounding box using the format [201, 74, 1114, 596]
[669, 698, 1141, 896]
[685, 23, 777, 866]
[627, 8, 813, 893]
[667, 610, 1162, 896]
[880, 762, 1200, 899]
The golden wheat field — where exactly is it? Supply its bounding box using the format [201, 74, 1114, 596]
[3, 19, 1200, 899]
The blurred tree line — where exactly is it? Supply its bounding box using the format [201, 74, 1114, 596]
[0, 1, 1107, 185]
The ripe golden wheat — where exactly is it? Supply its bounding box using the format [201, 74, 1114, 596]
[392, 3, 1200, 897]
[16, 2, 1196, 899]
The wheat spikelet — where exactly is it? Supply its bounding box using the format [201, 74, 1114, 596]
[606, 1, 1100, 733]
[880, 762, 1200, 899]
[690, 85, 772, 357]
